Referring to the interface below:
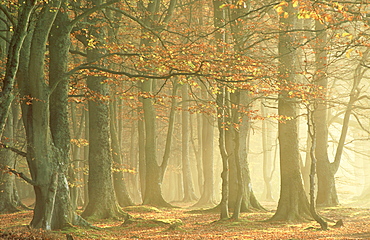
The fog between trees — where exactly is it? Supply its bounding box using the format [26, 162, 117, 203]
[0, 0, 370, 231]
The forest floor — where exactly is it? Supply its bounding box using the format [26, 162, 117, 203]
[1, 202, 370, 239]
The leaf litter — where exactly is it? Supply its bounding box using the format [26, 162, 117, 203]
[1, 205, 370, 239]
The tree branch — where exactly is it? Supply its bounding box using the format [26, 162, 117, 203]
[66, 64, 208, 80]
[0, 143, 27, 157]
[7, 167, 37, 186]
[69, 0, 119, 27]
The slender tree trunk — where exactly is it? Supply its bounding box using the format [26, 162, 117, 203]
[307, 105, 327, 230]
[142, 81, 177, 207]
[138, 0, 178, 207]
[0, 1, 36, 138]
[190, 113, 203, 196]
[217, 87, 229, 220]
[138, 106, 146, 202]
[0, 107, 19, 213]
[69, 102, 85, 210]
[194, 100, 215, 207]
[261, 102, 274, 201]
[109, 102, 134, 207]
[181, 84, 197, 202]
[129, 118, 142, 203]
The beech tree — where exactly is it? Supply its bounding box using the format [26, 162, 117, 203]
[137, 0, 178, 207]
[270, 0, 311, 221]
[0, 0, 35, 138]
[81, 0, 129, 219]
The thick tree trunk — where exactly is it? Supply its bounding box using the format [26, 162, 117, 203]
[270, 0, 311, 221]
[141, 79, 169, 206]
[141, 80, 176, 207]
[19, 0, 63, 229]
[82, 0, 127, 220]
[49, 6, 88, 229]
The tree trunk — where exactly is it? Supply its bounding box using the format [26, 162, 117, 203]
[307, 105, 327, 230]
[18, 0, 64, 229]
[141, 80, 177, 207]
[314, 20, 339, 207]
[0, 107, 19, 213]
[261, 102, 274, 202]
[109, 102, 134, 207]
[190, 112, 203, 196]
[69, 102, 85, 210]
[270, 0, 311, 221]
[138, 106, 146, 202]
[0, 1, 36, 138]
[193, 101, 216, 207]
[82, 0, 127, 219]
[217, 87, 229, 220]
[181, 84, 197, 202]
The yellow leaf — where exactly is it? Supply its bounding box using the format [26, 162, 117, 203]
[346, 49, 354, 58]
[293, 0, 298, 8]
[275, 6, 284, 15]
[283, 12, 289, 18]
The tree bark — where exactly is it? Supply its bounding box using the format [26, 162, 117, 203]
[270, 0, 311, 221]
[0, 1, 36, 138]
[193, 84, 216, 208]
[109, 102, 134, 207]
[82, 0, 127, 220]
[0, 107, 19, 213]
[261, 102, 274, 202]
[181, 84, 197, 202]
[314, 20, 339, 207]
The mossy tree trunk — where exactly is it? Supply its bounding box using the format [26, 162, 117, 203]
[0, 108, 19, 213]
[82, 0, 126, 220]
[0, 1, 36, 138]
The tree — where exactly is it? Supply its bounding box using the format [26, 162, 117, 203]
[82, 0, 128, 219]
[270, 0, 311, 221]
[0, 0, 36, 138]
[0, 107, 18, 213]
[137, 0, 178, 207]
[181, 83, 198, 202]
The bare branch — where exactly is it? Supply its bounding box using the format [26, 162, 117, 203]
[0, 142, 27, 157]
[7, 167, 37, 186]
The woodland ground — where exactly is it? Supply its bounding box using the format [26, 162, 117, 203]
[1, 202, 370, 239]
